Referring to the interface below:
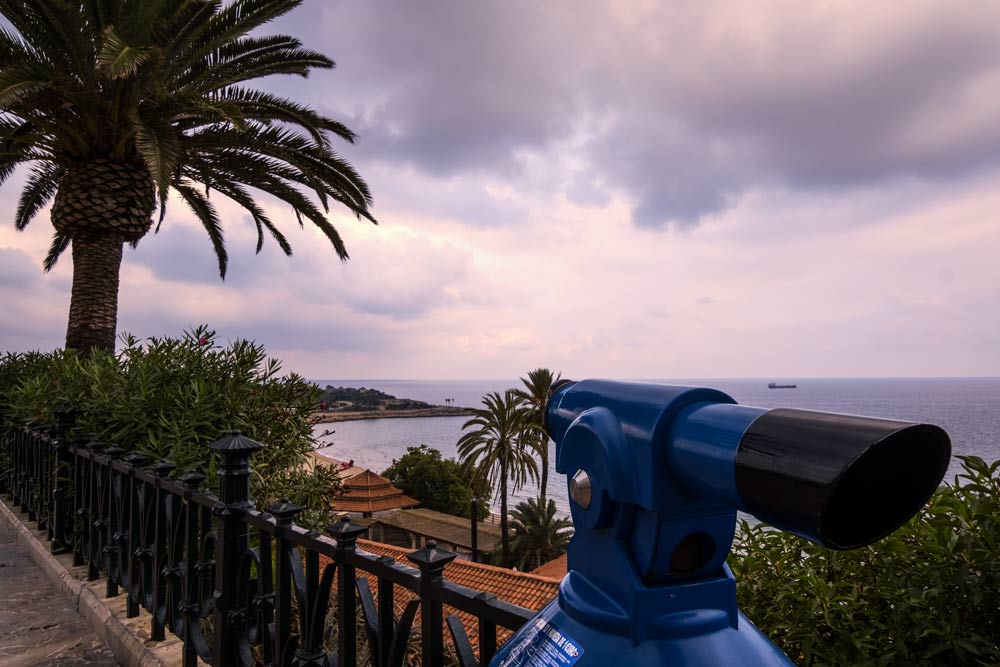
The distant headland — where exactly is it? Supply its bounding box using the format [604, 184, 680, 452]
[310, 385, 475, 424]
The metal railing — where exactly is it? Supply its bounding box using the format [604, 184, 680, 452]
[0, 413, 534, 667]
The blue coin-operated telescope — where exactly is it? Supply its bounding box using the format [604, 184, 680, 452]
[491, 380, 950, 667]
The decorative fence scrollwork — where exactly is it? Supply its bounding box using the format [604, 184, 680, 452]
[1, 417, 534, 667]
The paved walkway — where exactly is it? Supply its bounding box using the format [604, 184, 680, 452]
[0, 521, 119, 667]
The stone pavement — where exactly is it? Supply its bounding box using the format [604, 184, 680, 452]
[0, 520, 119, 667]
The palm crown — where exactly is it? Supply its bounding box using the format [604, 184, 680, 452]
[513, 367, 567, 503]
[457, 390, 539, 564]
[0, 1, 374, 351]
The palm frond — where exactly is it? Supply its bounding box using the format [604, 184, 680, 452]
[42, 231, 71, 271]
[0, 61, 51, 107]
[182, 45, 333, 93]
[221, 87, 356, 146]
[0, 2, 85, 73]
[174, 0, 302, 70]
[15, 161, 65, 230]
[174, 179, 227, 277]
[99, 26, 154, 78]
[186, 169, 291, 255]
[132, 111, 179, 202]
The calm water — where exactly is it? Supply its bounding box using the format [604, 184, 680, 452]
[311, 378, 1000, 517]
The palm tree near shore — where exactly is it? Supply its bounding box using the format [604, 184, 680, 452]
[514, 368, 567, 504]
[509, 496, 573, 571]
[457, 390, 538, 564]
[0, 0, 374, 354]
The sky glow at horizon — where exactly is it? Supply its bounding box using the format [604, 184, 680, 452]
[1, 1, 999, 379]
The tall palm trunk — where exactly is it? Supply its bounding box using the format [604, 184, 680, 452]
[539, 438, 549, 504]
[500, 457, 509, 564]
[51, 159, 156, 354]
[65, 234, 125, 353]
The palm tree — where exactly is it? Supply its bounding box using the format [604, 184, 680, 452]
[514, 368, 568, 504]
[0, 1, 375, 353]
[508, 496, 573, 571]
[457, 390, 538, 564]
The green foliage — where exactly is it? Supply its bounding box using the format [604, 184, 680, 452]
[382, 445, 487, 519]
[731, 456, 1000, 667]
[1, 326, 338, 528]
[458, 390, 539, 563]
[0, 349, 50, 418]
[512, 368, 566, 503]
[506, 496, 573, 571]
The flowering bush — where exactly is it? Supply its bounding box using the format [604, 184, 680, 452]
[0, 326, 338, 527]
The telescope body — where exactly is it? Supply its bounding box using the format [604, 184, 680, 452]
[491, 380, 950, 667]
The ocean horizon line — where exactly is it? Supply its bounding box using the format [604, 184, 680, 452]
[310, 375, 1000, 383]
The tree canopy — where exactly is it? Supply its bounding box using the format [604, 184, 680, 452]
[382, 445, 486, 519]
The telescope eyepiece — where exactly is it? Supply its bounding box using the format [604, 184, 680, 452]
[736, 409, 951, 549]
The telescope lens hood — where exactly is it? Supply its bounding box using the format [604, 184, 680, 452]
[735, 409, 951, 549]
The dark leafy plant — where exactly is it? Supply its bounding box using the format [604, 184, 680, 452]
[1, 326, 338, 527]
[507, 496, 573, 571]
[382, 445, 488, 519]
[731, 455, 1000, 667]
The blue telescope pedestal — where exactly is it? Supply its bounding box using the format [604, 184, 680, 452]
[490, 380, 950, 667]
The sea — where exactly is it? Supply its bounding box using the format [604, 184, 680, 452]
[310, 378, 1000, 518]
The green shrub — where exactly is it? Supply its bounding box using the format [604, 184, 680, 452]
[1, 327, 338, 527]
[382, 445, 488, 519]
[731, 455, 1000, 666]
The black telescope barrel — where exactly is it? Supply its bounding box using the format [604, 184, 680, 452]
[736, 409, 951, 549]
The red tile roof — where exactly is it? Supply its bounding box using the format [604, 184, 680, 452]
[333, 469, 419, 513]
[530, 553, 568, 579]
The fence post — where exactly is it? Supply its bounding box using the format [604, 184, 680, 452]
[178, 471, 207, 667]
[209, 430, 263, 667]
[149, 459, 176, 641]
[268, 499, 303, 667]
[407, 540, 458, 667]
[84, 441, 106, 581]
[102, 446, 125, 598]
[49, 405, 76, 544]
[123, 452, 150, 618]
[328, 515, 368, 667]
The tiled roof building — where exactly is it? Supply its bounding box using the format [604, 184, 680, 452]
[333, 469, 419, 516]
[364, 507, 503, 555]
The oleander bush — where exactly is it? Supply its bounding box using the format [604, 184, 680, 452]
[0, 326, 338, 527]
[731, 455, 1000, 667]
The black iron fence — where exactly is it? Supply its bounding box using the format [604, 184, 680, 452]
[0, 413, 534, 667]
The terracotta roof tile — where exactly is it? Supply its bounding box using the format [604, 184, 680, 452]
[332, 468, 420, 513]
[333, 495, 420, 513]
[530, 553, 568, 579]
[343, 469, 394, 489]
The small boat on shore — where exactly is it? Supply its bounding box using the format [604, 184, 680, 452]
[768, 382, 797, 389]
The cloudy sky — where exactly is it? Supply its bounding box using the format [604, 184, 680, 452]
[2, 0, 999, 379]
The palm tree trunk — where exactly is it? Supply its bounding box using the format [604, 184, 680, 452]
[65, 233, 124, 354]
[540, 438, 549, 504]
[500, 460, 509, 565]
